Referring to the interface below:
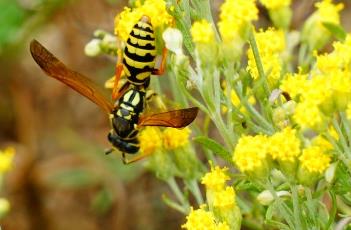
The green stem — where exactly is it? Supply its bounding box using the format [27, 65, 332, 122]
[332, 116, 351, 157]
[248, 28, 270, 97]
[326, 191, 337, 230]
[340, 112, 351, 152]
[291, 185, 304, 229]
[186, 179, 204, 205]
[167, 177, 190, 211]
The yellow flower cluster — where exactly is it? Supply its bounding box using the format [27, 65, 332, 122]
[163, 127, 191, 150]
[301, 0, 343, 50]
[0, 147, 15, 173]
[233, 134, 269, 173]
[280, 35, 351, 129]
[200, 165, 241, 229]
[218, 0, 258, 42]
[139, 127, 191, 155]
[212, 186, 236, 210]
[269, 127, 301, 162]
[247, 28, 285, 87]
[139, 127, 163, 155]
[191, 20, 215, 44]
[315, 0, 344, 25]
[201, 165, 230, 191]
[114, 0, 173, 41]
[260, 0, 291, 10]
[280, 73, 308, 99]
[299, 146, 331, 173]
[182, 207, 230, 230]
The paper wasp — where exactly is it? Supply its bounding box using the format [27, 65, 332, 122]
[112, 15, 167, 100]
[30, 40, 198, 163]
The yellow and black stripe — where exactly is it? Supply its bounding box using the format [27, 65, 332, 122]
[123, 16, 157, 86]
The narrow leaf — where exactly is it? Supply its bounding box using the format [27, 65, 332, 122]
[193, 136, 231, 162]
[323, 22, 347, 41]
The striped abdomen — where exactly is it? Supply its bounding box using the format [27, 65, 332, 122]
[123, 16, 157, 86]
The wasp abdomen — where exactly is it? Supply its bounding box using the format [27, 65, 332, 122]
[123, 17, 157, 85]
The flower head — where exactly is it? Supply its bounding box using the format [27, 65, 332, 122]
[233, 134, 270, 174]
[299, 146, 331, 174]
[182, 207, 217, 230]
[201, 165, 230, 191]
[114, 0, 173, 41]
[247, 28, 285, 87]
[260, 0, 291, 10]
[191, 20, 215, 44]
[163, 127, 191, 150]
[213, 186, 236, 210]
[218, 0, 258, 42]
[139, 127, 163, 155]
[269, 127, 301, 162]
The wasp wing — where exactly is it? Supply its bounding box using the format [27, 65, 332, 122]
[30, 40, 114, 113]
[138, 107, 199, 128]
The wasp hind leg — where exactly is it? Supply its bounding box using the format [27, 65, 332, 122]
[122, 151, 153, 164]
[112, 49, 130, 100]
[152, 48, 168, 76]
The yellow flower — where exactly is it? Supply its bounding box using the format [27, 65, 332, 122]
[233, 134, 269, 174]
[299, 146, 331, 174]
[215, 223, 230, 230]
[247, 28, 285, 87]
[201, 165, 230, 191]
[293, 101, 324, 129]
[260, 0, 291, 10]
[139, 127, 163, 155]
[301, 0, 343, 50]
[114, 7, 143, 41]
[347, 103, 351, 120]
[114, 0, 173, 41]
[191, 20, 215, 44]
[213, 186, 236, 210]
[315, 0, 343, 25]
[280, 73, 308, 99]
[269, 127, 301, 162]
[163, 127, 191, 150]
[182, 207, 217, 230]
[312, 135, 333, 150]
[218, 0, 258, 42]
[0, 147, 15, 173]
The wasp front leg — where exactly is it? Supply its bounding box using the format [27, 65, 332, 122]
[122, 151, 153, 164]
[112, 49, 130, 100]
[152, 48, 168, 76]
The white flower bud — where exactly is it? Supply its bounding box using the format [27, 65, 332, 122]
[325, 162, 337, 183]
[162, 28, 183, 55]
[84, 39, 101, 57]
[257, 190, 291, 206]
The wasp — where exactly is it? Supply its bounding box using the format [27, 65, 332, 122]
[30, 40, 198, 163]
[112, 15, 167, 100]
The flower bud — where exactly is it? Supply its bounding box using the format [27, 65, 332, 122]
[84, 39, 102, 57]
[257, 190, 291, 206]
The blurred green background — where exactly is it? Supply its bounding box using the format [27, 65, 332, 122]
[1, 0, 351, 229]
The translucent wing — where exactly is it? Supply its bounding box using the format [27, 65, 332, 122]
[138, 107, 199, 128]
[30, 40, 114, 113]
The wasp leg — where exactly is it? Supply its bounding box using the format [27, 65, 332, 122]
[152, 48, 168, 76]
[112, 49, 128, 100]
[105, 148, 114, 155]
[113, 81, 130, 101]
[122, 152, 153, 164]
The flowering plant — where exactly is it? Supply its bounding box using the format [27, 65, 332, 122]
[85, 0, 351, 229]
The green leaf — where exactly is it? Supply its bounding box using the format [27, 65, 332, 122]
[91, 188, 114, 215]
[322, 22, 347, 41]
[48, 168, 100, 188]
[193, 136, 231, 162]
